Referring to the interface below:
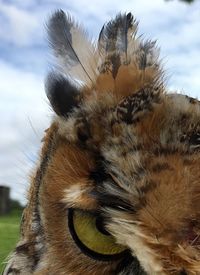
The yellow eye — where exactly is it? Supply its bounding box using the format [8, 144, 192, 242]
[68, 209, 127, 261]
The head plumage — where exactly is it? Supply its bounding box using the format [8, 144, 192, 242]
[46, 10, 162, 116]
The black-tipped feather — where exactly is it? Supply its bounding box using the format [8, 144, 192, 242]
[47, 10, 94, 84]
[98, 13, 137, 61]
[48, 10, 76, 66]
[98, 13, 139, 78]
[45, 72, 79, 117]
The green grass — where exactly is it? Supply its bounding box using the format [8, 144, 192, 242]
[0, 209, 22, 274]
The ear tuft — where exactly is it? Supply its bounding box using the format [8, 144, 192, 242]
[45, 73, 79, 117]
[47, 10, 97, 87]
[98, 12, 137, 56]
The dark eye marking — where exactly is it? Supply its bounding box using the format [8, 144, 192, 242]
[115, 253, 145, 274]
[89, 157, 108, 183]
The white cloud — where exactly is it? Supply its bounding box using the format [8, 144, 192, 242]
[0, 60, 51, 204]
[0, 3, 41, 46]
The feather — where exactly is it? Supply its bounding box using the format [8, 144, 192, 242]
[45, 72, 79, 117]
[98, 13, 138, 78]
[98, 13, 137, 60]
[98, 13, 160, 80]
[47, 10, 98, 86]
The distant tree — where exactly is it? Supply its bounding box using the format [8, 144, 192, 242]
[10, 199, 23, 210]
[0, 186, 10, 215]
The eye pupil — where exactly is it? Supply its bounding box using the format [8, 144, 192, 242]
[95, 216, 110, 236]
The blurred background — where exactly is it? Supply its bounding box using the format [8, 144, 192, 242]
[0, 0, 200, 271]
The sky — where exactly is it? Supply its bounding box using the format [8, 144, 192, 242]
[0, 0, 200, 205]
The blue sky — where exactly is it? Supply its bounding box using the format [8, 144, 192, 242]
[0, 0, 200, 204]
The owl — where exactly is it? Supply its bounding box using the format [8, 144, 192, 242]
[3, 10, 200, 275]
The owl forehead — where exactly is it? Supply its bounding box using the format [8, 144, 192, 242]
[56, 91, 200, 152]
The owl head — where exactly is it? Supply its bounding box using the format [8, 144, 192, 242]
[4, 10, 200, 275]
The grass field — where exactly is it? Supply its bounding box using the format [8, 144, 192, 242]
[0, 209, 22, 273]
